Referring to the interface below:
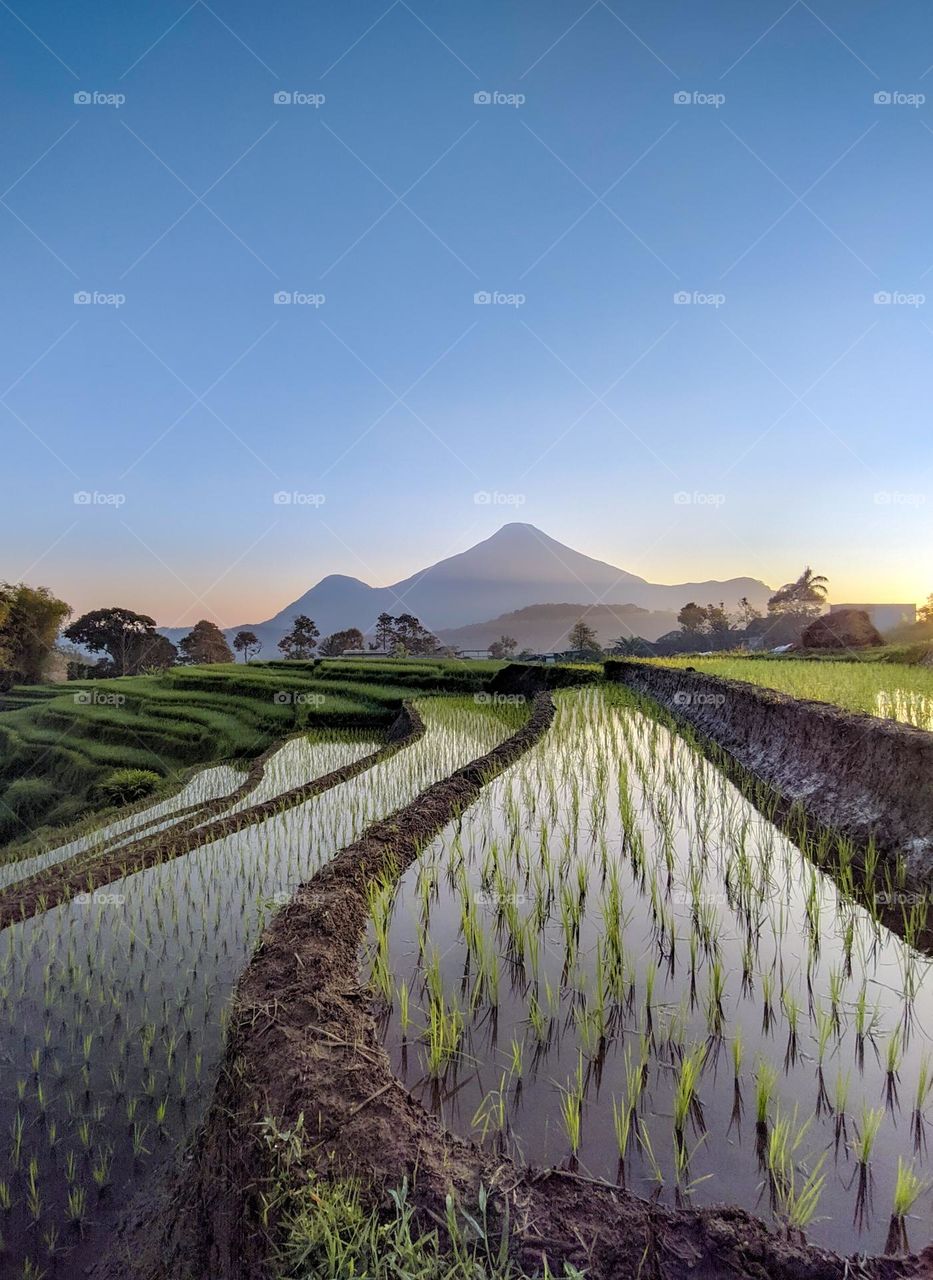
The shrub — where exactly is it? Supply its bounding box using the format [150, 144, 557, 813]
[97, 768, 162, 805]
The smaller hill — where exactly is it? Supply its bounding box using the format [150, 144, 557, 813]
[438, 602, 680, 653]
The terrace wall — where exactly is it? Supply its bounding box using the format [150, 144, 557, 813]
[605, 660, 933, 880]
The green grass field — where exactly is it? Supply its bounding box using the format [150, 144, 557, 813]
[653, 653, 933, 729]
[0, 658, 503, 849]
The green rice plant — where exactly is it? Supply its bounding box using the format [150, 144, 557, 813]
[851, 1106, 885, 1167]
[673, 1044, 706, 1138]
[892, 1157, 930, 1218]
[766, 1107, 827, 1232]
[755, 1061, 778, 1131]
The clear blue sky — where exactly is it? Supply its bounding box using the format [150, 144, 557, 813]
[2, 0, 931, 627]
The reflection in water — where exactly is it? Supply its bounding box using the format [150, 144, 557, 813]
[374, 686, 933, 1255]
[0, 699, 519, 1277]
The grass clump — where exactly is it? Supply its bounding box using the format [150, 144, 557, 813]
[274, 1172, 581, 1279]
[96, 768, 162, 805]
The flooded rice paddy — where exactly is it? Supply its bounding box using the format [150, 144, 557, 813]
[0, 699, 517, 1277]
[373, 686, 933, 1255]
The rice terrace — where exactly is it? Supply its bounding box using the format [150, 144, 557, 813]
[4, 1, 933, 1277]
[0, 637, 931, 1278]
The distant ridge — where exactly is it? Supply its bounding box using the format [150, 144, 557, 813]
[160, 523, 772, 652]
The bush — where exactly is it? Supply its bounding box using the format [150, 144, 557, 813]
[1, 777, 57, 821]
[97, 768, 162, 805]
[0, 777, 58, 841]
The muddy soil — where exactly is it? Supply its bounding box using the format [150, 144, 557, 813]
[96, 691, 930, 1280]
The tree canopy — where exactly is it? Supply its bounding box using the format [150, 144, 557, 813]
[64, 606, 172, 677]
[177, 620, 233, 665]
[278, 615, 320, 660]
[0, 582, 72, 689]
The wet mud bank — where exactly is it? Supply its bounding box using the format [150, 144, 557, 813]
[98, 690, 928, 1280]
[0, 704, 422, 932]
[605, 660, 933, 882]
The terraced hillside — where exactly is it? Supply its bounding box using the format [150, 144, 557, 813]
[0, 659, 500, 852]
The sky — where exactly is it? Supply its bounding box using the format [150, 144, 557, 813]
[1, 0, 931, 629]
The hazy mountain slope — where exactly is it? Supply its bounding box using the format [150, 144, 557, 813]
[438, 602, 682, 651]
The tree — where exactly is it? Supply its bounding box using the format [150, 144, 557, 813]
[136, 633, 177, 672]
[568, 619, 600, 652]
[375, 612, 395, 652]
[737, 596, 763, 628]
[919, 594, 933, 624]
[278, 614, 320, 660]
[609, 635, 654, 656]
[0, 583, 72, 689]
[318, 628, 364, 657]
[488, 634, 518, 659]
[232, 630, 262, 663]
[391, 613, 438, 655]
[705, 602, 733, 638]
[65, 606, 164, 677]
[768, 567, 829, 620]
[677, 602, 708, 635]
[178, 620, 234, 665]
